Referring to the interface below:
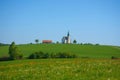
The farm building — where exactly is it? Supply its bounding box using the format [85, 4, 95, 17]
[42, 40, 52, 44]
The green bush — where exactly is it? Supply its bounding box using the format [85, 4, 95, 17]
[29, 51, 49, 59]
[54, 52, 77, 58]
[29, 51, 78, 59]
[0, 56, 10, 61]
[111, 56, 118, 59]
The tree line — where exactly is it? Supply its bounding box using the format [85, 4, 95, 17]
[0, 41, 100, 61]
[0, 42, 78, 61]
[35, 39, 77, 44]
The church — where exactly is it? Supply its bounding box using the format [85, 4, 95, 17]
[62, 32, 71, 44]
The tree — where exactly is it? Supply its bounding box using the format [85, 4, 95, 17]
[56, 41, 59, 44]
[9, 42, 23, 60]
[73, 40, 77, 44]
[35, 39, 39, 44]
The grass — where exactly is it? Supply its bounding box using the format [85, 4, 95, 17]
[0, 44, 120, 80]
[0, 44, 120, 58]
[0, 58, 120, 80]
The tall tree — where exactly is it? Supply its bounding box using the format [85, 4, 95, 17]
[35, 39, 39, 44]
[9, 42, 23, 60]
[56, 41, 59, 44]
[73, 40, 77, 44]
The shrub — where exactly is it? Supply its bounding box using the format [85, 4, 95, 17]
[111, 56, 118, 59]
[28, 51, 78, 59]
[28, 51, 49, 59]
[29, 53, 36, 59]
[19, 54, 23, 59]
[50, 52, 78, 58]
[95, 44, 100, 46]
[0, 56, 10, 61]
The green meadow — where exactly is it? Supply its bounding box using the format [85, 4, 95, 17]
[0, 44, 120, 58]
[0, 44, 120, 80]
[0, 59, 120, 80]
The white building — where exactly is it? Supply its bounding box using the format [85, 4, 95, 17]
[62, 32, 71, 44]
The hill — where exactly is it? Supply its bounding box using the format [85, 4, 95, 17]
[0, 44, 120, 58]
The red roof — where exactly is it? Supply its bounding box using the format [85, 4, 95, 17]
[42, 40, 52, 43]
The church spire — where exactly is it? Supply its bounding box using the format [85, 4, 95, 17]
[67, 31, 70, 37]
[67, 31, 71, 44]
[62, 31, 71, 44]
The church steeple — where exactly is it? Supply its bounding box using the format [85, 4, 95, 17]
[67, 31, 70, 43]
[62, 31, 71, 44]
[67, 31, 70, 37]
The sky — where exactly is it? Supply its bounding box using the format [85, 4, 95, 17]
[0, 0, 120, 46]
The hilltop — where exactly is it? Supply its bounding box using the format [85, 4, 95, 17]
[0, 44, 120, 58]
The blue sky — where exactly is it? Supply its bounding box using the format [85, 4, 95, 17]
[0, 0, 120, 45]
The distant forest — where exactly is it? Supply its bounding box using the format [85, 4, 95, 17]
[0, 43, 10, 46]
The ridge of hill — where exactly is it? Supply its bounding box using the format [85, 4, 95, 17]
[0, 44, 120, 58]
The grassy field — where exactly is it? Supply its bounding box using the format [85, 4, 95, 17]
[0, 44, 120, 80]
[0, 58, 120, 80]
[0, 44, 120, 58]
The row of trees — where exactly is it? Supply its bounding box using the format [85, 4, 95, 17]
[35, 39, 77, 44]
[29, 51, 77, 59]
[7, 41, 99, 60]
[8, 42, 77, 60]
[35, 39, 99, 45]
[0, 43, 9, 46]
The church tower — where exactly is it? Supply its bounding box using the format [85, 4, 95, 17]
[67, 31, 71, 44]
[62, 31, 71, 44]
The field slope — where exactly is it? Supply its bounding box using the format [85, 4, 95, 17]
[0, 44, 120, 58]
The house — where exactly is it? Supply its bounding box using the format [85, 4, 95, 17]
[62, 32, 71, 44]
[42, 40, 52, 44]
